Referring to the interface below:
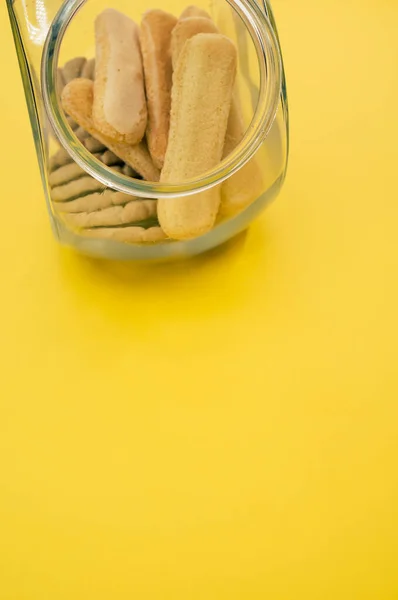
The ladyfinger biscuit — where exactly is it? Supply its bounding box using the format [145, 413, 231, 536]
[220, 156, 264, 216]
[106, 139, 159, 181]
[158, 33, 237, 240]
[170, 18, 263, 215]
[93, 9, 147, 145]
[140, 10, 177, 169]
[171, 16, 218, 70]
[220, 94, 264, 216]
[179, 5, 211, 20]
[61, 78, 160, 181]
[223, 96, 244, 157]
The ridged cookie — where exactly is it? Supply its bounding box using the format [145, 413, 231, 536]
[55, 190, 154, 214]
[60, 200, 157, 228]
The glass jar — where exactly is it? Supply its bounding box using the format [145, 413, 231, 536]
[7, 0, 288, 260]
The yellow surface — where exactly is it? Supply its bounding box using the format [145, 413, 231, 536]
[1, 0, 398, 598]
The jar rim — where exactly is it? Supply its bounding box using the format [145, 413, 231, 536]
[41, 0, 282, 199]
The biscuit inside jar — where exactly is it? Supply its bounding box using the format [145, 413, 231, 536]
[52, 5, 262, 243]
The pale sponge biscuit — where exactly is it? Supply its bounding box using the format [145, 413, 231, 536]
[171, 12, 264, 217]
[61, 78, 159, 181]
[140, 10, 177, 169]
[158, 33, 237, 240]
[93, 9, 147, 145]
[219, 94, 264, 216]
[171, 16, 218, 70]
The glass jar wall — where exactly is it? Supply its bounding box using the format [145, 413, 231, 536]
[7, 0, 288, 260]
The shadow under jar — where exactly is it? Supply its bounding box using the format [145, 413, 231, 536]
[7, 0, 289, 260]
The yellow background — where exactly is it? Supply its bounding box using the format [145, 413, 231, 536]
[1, 0, 398, 598]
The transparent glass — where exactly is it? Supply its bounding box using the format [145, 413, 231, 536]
[6, 0, 289, 260]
